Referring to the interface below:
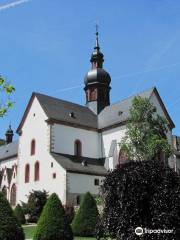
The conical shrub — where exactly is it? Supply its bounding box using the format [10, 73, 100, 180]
[33, 193, 73, 240]
[0, 192, 25, 240]
[72, 192, 99, 237]
[14, 204, 26, 224]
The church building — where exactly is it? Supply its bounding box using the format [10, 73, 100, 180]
[0, 32, 179, 206]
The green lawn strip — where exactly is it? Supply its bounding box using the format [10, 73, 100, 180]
[23, 225, 96, 240]
[75, 238, 96, 240]
[23, 225, 36, 239]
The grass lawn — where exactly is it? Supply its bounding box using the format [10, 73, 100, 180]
[75, 238, 95, 240]
[23, 225, 36, 239]
[23, 225, 96, 240]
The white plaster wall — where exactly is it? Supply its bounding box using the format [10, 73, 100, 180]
[102, 125, 127, 169]
[150, 92, 173, 144]
[17, 97, 67, 204]
[67, 172, 104, 195]
[51, 124, 101, 158]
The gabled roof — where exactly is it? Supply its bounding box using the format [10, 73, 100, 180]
[16, 87, 175, 134]
[98, 87, 175, 130]
[51, 152, 107, 176]
[17, 92, 98, 133]
[0, 140, 18, 162]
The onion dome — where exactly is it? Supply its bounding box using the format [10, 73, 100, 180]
[84, 30, 111, 86]
[84, 28, 111, 114]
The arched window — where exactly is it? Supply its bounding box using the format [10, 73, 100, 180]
[10, 184, 16, 206]
[2, 186, 7, 198]
[34, 161, 40, 181]
[74, 140, 82, 157]
[25, 164, 30, 183]
[31, 139, 36, 155]
[76, 195, 81, 205]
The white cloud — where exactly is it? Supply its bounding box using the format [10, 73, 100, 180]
[0, 0, 30, 11]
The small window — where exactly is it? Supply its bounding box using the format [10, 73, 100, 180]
[31, 139, 36, 155]
[4, 175, 6, 180]
[34, 161, 40, 181]
[94, 179, 99, 186]
[13, 172, 15, 178]
[25, 164, 30, 183]
[51, 162, 53, 168]
[74, 140, 82, 157]
[53, 173, 56, 179]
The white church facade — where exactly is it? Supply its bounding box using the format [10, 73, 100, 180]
[0, 32, 179, 207]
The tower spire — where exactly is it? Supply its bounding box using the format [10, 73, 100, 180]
[90, 25, 104, 69]
[84, 28, 111, 114]
[95, 24, 100, 49]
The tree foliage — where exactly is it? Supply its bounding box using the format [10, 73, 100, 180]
[0, 75, 15, 117]
[14, 204, 26, 224]
[64, 204, 75, 224]
[33, 193, 73, 240]
[72, 192, 99, 237]
[98, 160, 180, 240]
[22, 190, 48, 223]
[121, 96, 172, 161]
[0, 192, 25, 240]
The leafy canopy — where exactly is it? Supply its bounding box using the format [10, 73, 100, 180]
[0, 75, 15, 117]
[14, 204, 26, 224]
[121, 96, 172, 161]
[98, 160, 180, 240]
[21, 190, 48, 223]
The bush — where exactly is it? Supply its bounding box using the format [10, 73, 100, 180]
[33, 193, 73, 240]
[98, 160, 180, 240]
[0, 192, 25, 240]
[14, 204, 26, 224]
[72, 192, 99, 237]
[64, 204, 75, 224]
[23, 190, 48, 223]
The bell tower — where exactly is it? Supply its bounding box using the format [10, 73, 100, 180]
[84, 28, 111, 114]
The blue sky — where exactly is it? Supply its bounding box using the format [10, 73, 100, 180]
[1, 0, 180, 138]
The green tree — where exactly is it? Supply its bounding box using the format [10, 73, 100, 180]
[0, 75, 15, 117]
[33, 193, 73, 240]
[0, 192, 24, 240]
[121, 96, 172, 161]
[72, 192, 99, 237]
[22, 190, 48, 223]
[14, 204, 26, 224]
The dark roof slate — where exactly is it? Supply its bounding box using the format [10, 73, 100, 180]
[35, 93, 98, 129]
[51, 152, 107, 176]
[98, 87, 154, 129]
[0, 140, 18, 161]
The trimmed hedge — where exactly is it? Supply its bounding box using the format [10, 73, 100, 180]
[72, 192, 99, 237]
[14, 204, 26, 224]
[0, 192, 25, 240]
[33, 193, 73, 240]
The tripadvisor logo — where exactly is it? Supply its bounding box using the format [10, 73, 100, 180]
[135, 227, 143, 236]
[135, 227, 173, 236]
